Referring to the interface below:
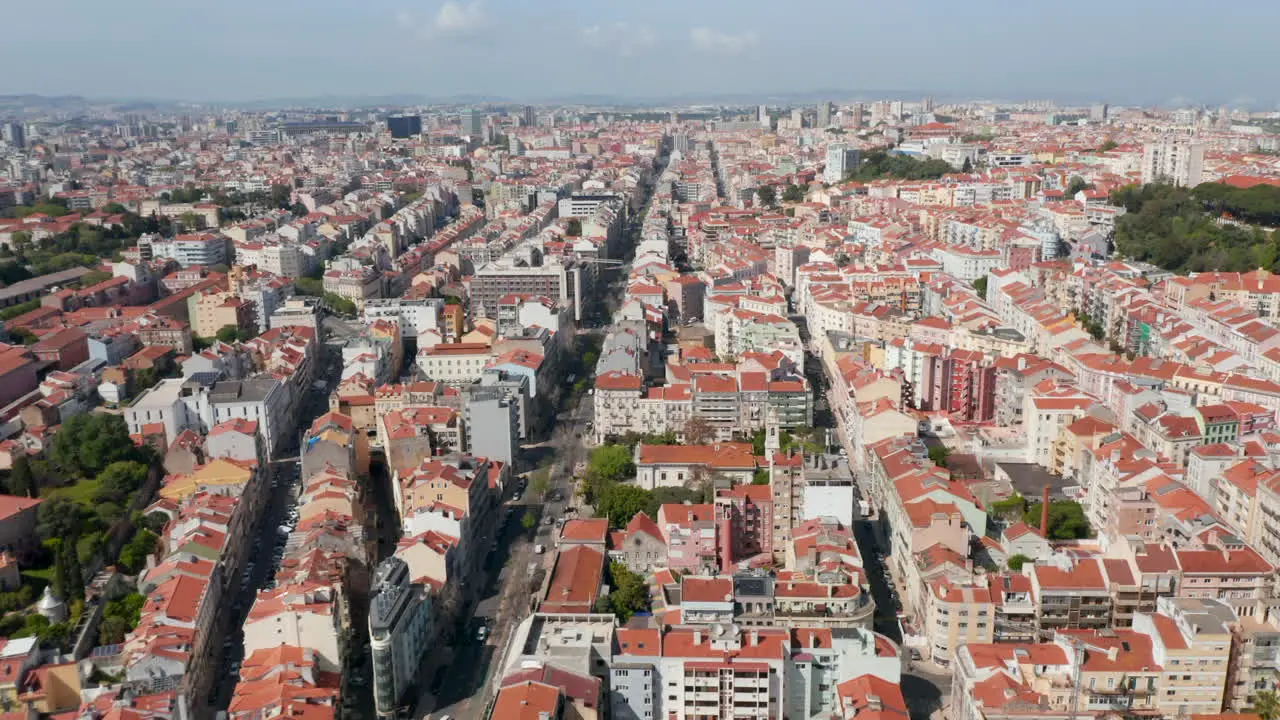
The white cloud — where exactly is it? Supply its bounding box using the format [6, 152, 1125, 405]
[579, 23, 655, 56]
[689, 27, 758, 55]
[395, 2, 486, 41]
[434, 1, 486, 34]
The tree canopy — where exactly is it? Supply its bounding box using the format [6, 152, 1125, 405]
[1023, 500, 1092, 540]
[782, 184, 805, 203]
[1112, 183, 1280, 274]
[48, 414, 142, 478]
[1006, 553, 1031, 571]
[588, 444, 634, 483]
[845, 150, 955, 182]
[756, 185, 777, 208]
[600, 562, 649, 623]
[972, 276, 987, 300]
[597, 484, 651, 528]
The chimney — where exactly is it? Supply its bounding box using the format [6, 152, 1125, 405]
[750, 630, 759, 646]
[694, 630, 703, 645]
[1040, 485, 1051, 534]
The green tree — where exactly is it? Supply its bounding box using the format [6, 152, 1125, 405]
[566, 219, 583, 237]
[972, 276, 987, 300]
[1097, 139, 1118, 152]
[1006, 553, 1032, 571]
[756, 185, 777, 208]
[1252, 690, 1280, 720]
[324, 293, 358, 316]
[782, 184, 805, 203]
[178, 211, 202, 231]
[598, 484, 651, 528]
[0, 298, 42, 321]
[589, 444, 634, 483]
[1111, 183, 1280, 274]
[8, 327, 37, 346]
[989, 494, 1026, 521]
[752, 469, 771, 485]
[216, 325, 241, 343]
[269, 184, 293, 209]
[48, 414, 140, 477]
[76, 531, 105, 566]
[961, 157, 973, 173]
[92, 461, 149, 505]
[48, 539, 67, 600]
[834, 252, 851, 266]
[844, 150, 955, 182]
[604, 562, 649, 622]
[521, 510, 537, 531]
[99, 592, 145, 644]
[62, 541, 83, 600]
[9, 455, 33, 498]
[38, 498, 94, 543]
[118, 529, 158, 574]
[1065, 176, 1090, 197]
[529, 469, 551, 498]
[1023, 500, 1092, 540]
[928, 445, 951, 468]
[295, 277, 324, 296]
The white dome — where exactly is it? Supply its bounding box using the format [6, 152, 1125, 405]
[37, 587, 63, 611]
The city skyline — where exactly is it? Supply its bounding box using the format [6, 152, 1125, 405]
[4, 0, 1278, 107]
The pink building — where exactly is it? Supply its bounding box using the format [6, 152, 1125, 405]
[657, 503, 719, 573]
[714, 484, 774, 572]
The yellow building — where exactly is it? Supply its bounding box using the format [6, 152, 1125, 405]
[160, 457, 256, 502]
[1134, 598, 1234, 716]
[925, 578, 995, 668]
[19, 662, 82, 714]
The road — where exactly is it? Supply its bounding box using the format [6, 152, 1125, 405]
[796, 316, 952, 720]
[419, 166, 658, 720]
[209, 335, 345, 712]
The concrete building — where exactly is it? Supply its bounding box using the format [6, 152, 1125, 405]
[823, 145, 860, 184]
[369, 557, 433, 719]
[1141, 139, 1205, 187]
[470, 258, 584, 321]
[464, 389, 520, 468]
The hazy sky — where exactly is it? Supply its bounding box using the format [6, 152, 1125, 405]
[4, 0, 1276, 106]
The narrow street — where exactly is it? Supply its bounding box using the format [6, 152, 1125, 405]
[417, 165, 658, 720]
[796, 315, 951, 720]
[209, 339, 345, 712]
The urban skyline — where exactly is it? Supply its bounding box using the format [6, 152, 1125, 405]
[3, 0, 1279, 107]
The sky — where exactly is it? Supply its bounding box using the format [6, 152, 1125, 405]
[3, 0, 1277, 107]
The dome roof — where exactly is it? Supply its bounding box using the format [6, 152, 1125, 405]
[38, 586, 64, 611]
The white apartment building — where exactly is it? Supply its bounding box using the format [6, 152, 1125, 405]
[824, 145, 860, 184]
[362, 298, 444, 338]
[932, 245, 1002, 283]
[1141, 139, 1204, 187]
[144, 233, 228, 268]
[416, 344, 494, 384]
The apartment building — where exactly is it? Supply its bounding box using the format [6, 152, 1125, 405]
[369, 556, 433, 719]
[471, 257, 584, 321]
[1029, 557, 1113, 632]
[1133, 597, 1233, 716]
[1141, 139, 1204, 187]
